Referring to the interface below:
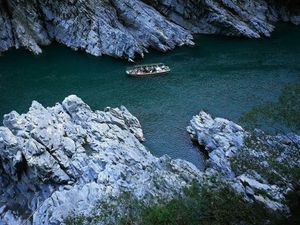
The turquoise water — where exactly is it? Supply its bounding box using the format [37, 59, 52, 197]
[0, 24, 299, 169]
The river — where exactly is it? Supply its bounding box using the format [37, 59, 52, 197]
[0, 24, 299, 169]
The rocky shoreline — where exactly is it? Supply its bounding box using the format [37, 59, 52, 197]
[187, 111, 300, 212]
[0, 0, 299, 60]
[0, 96, 299, 224]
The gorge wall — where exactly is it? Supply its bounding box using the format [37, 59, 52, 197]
[0, 0, 299, 60]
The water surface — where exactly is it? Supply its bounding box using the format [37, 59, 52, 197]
[0, 24, 300, 169]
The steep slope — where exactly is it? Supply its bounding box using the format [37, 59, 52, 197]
[145, 0, 300, 38]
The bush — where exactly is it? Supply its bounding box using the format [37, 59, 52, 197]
[129, 182, 284, 225]
[65, 182, 286, 225]
[231, 132, 300, 187]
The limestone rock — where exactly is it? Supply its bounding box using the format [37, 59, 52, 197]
[0, 0, 193, 60]
[0, 0, 299, 58]
[187, 111, 300, 211]
[147, 0, 300, 38]
[0, 95, 202, 225]
[187, 111, 244, 177]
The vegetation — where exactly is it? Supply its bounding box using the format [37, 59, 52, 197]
[65, 181, 286, 225]
[65, 83, 300, 225]
[240, 83, 300, 133]
[229, 131, 300, 225]
[285, 185, 300, 225]
[273, 0, 300, 8]
[230, 132, 300, 187]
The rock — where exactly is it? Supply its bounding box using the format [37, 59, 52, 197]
[0, 210, 23, 225]
[0, 0, 299, 58]
[1, 0, 51, 54]
[187, 111, 244, 176]
[0, 6, 14, 52]
[187, 111, 300, 211]
[291, 15, 300, 25]
[149, 0, 300, 37]
[103, 105, 145, 142]
[0, 95, 203, 225]
[0, 0, 193, 60]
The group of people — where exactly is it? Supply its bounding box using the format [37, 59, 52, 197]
[127, 64, 170, 76]
[131, 65, 166, 74]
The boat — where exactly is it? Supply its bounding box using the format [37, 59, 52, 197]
[126, 63, 170, 76]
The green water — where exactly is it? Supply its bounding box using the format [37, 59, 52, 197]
[0, 24, 300, 169]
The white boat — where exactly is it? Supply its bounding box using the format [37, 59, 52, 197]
[126, 63, 170, 77]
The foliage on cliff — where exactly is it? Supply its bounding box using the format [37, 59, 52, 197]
[274, 0, 300, 8]
[231, 131, 300, 188]
[65, 181, 285, 225]
[240, 83, 300, 133]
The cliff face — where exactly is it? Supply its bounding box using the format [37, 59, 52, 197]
[1, 98, 299, 224]
[146, 0, 300, 37]
[0, 0, 299, 59]
[0, 95, 202, 225]
[0, 0, 194, 60]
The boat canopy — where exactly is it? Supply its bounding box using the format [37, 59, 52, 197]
[126, 63, 165, 70]
[126, 63, 170, 76]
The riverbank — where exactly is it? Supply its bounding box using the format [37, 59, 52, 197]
[1, 0, 299, 59]
[1, 95, 298, 224]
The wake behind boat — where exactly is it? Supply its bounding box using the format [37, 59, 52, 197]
[126, 63, 170, 77]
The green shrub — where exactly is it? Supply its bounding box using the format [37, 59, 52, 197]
[285, 186, 300, 225]
[231, 132, 300, 188]
[65, 182, 286, 225]
[130, 182, 284, 225]
[65, 214, 87, 225]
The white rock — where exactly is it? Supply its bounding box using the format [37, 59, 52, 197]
[0, 95, 203, 224]
[187, 110, 300, 212]
[0, 0, 299, 58]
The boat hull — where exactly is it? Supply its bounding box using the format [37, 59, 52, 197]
[126, 63, 170, 77]
[126, 69, 170, 77]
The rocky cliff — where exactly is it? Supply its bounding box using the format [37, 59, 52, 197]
[187, 111, 300, 212]
[1, 97, 299, 224]
[0, 95, 202, 225]
[0, 0, 299, 59]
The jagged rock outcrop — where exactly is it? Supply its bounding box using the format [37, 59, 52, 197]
[187, 111, 245, 176]
[146, 0, 300, 38]
[0, 95, 202, 225]
[0, 0, 299, 59]
[187, 111, 300, 211]
[0, 0, 193, 60]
